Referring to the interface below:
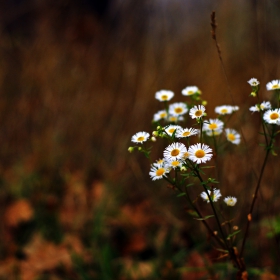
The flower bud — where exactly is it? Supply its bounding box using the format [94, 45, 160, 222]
[180, 166, 187, 172]
[128, 147, 134, 153]
[250, 92, 257, 97]
[151, 137, 156, 142]
[233, 226, 239, 231]
[152, 131, 158, 137]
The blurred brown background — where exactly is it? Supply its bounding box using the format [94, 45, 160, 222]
[1, 0, 280, 279]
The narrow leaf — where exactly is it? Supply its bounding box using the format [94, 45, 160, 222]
[177, 192, 186, 197]
[195, 215, 214, 221]
[227, 230, 241, 239]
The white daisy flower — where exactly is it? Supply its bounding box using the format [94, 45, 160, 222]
[203, 119, 224, 132]
[168, 115, 184, 123]
[163, 142, 187, 162]
[153, 110, 168, 122]
[155, 90, 174, 102]
[149, 162, 170, 181]
[232, 106, 239, 112]
[263, 109, 280, 124]
[205, 128, 223, 137]
[131, 131, 150, 144]
[189, 105, 206, 119]
[165, 159, 183, 169]
[175, 127, 199, 138]
[215, 105, 234, 115]
[248, 78, 259, 86]
[266, 80, 280, 91]
[169, 102, 188, 116]
[249, 101, 271, 112]
[164, 125, 182, 136]
[225, 128, 241, 145]
[224, 196, 237, 206]
[182, 86, 200, 96]
[201, 189, 222, 203]
[188, 143, 213, 164]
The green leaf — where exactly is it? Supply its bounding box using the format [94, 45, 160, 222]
[201, 166, 216, 169]
[227, 230, 241, 239]
[195, 215, 214, 221]
[215, 248, 229, 253]
[208, 178, 219, 184]
[186, 210, 199, 218]
[177, 192, 186, 197]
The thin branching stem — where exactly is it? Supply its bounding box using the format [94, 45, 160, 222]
[240, 125, 276, 257]
[163, 176, 225, 249]
[193, 167, 244, 271]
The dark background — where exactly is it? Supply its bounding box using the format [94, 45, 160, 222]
[0, 1, 280, 279]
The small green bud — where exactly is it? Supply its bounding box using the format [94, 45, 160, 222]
[250, 92, 257, 97]
[157, 126, 161, 131]
[151, 137, 156, 142]
[152, 131, 158, 137]
[128, 147, 134, 153]
[138, 147, 142, 151]
[180, 166, 187, 172]
[202, 100, 207, 106]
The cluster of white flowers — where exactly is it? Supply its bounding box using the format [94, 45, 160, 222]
[200, 189, 237, 206]
[130, 85, 242, 206]
[248, 78, 280, 125]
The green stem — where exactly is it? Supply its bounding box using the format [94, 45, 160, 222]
[194, 167, 244, 271]
[240, 125, 276, 258]
[163, 176, 225, 249]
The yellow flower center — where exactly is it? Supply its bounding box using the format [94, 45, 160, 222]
[260, 104, 264, 110]
[221, 109, 228, 114]
[209, 123, 217, 130]
[137, 136, 144, 142]
[182, 131, 191, 137]
[161, 95, 168, 100]
[171, 161, 180, 167]
[270, 112, 279, 120]
[156, 168, 165, 176]
[160, 112, 167, 118]
[168, 128, 175, 134]
[195, 110, 203, 117]
[272, 84, 280, 89]
[188, 91, 194, 95]
[171, 149, 180, 157]
[195, 149, 205, 158]
[183, 152, 189, 158]
[169, 116, 177, 121]
[227, 199, 234, 206]
[228, 133, 235, 141]
[175, 108, 183, 114]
